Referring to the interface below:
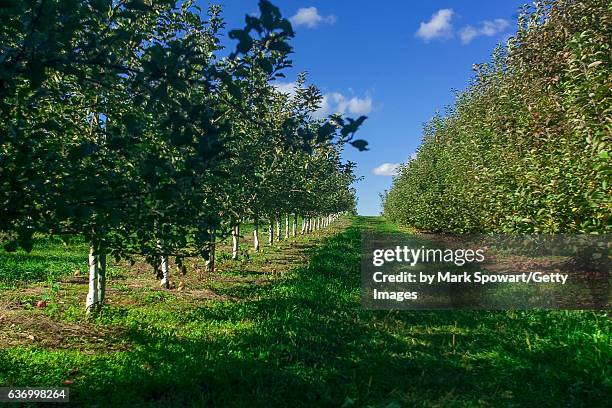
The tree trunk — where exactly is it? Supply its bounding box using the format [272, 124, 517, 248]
[97, 251, 106, 303]
[253, 217, 260, 252]
[292, 213, 298, 237]
[232, 224, 240, 259]
[160, 254, 169, 288]
[268, 219, 274, 245]
[275, 216, 281, 240]
[86, 246, 98, 316]
[284, 214, 289, 239]
[86, 245, 106, 317]
[157, 239, 170, 288]
[205, 228, 216, 272]
[301, 216, 306, 235]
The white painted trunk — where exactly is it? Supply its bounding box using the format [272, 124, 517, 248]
[86, 246, 99, 316]
[268, 220, 273, 245]
[232, 224, 240, 259]
[292, 214, 297, 237]
[284, 214, 289, 239]
[86, 245, 106, 316]
[275, 217, 281, 240]
[160, 254, 169, 288]
[157, 239, 170, 288]
[253, 218, 260, 251]
[301, 217, 306, 234]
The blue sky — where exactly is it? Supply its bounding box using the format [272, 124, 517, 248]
[204, 1, 526, 215]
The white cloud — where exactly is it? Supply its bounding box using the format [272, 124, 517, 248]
[458, 26, 478, 44]
[275, 82, 373, 119]
[314, 92, 373, 118]
[290, 7, 336, 28]
[373, 163, 401, 177]
[416, 9, 454, 41]
[459, 19, 510, 44]
[273, 81, 297, 96]
[482, 19, 510, 35]
[345, 96, 373, 116]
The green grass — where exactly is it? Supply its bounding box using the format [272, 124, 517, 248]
[0, 217, 610, 407]
[0, 235, 88, 285]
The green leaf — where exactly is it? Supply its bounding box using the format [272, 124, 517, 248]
[349, 139, 369, 151]
[124, 0, 149, 11]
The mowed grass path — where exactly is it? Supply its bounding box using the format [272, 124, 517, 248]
[0, 217, 610, 407]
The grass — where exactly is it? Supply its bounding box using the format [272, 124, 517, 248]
[0, 217, 610, 407]
[0, 235, 88, 286]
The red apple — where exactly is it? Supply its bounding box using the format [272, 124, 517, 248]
[35, 300, 47, 308]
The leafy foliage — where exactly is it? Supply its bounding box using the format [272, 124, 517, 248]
[0, 0, 365, 262]
[383, 0, 610, 233]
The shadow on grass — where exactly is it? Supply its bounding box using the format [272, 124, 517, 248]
[1, 217, 609, 407]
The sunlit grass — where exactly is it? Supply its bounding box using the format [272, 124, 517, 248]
[0, 217, 609, 407]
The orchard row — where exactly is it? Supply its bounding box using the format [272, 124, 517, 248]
[383, 0, 610, 234]
[0, 1, 366, 315]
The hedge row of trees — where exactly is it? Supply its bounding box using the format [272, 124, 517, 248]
[0, 0, 365, 315]
[383, 0, 610, 234]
